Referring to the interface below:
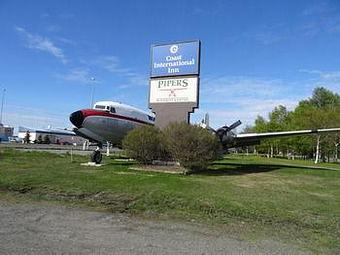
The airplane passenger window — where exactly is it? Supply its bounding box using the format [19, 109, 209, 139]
[95, 105, 106, 109]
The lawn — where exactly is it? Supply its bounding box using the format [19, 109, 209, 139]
[0, 149, 339, 254]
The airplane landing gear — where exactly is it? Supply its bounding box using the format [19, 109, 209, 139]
[91, 146, 102, 164]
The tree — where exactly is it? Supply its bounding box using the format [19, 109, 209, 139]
[292, 87, 340, 163]
[267, 105, 291, 157]
[252, 107, 292, 157]
[248, 87, 340, 162]
[309, 87, 340, 109]
[252, 116, 270, 155]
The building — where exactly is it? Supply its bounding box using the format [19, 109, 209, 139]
[18, 126, 87, 145]
[0, 123, 14, 142]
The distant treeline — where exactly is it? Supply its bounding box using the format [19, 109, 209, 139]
[243, 87, 340, 163]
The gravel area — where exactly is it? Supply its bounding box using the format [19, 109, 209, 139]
[0, 201, 309, 255]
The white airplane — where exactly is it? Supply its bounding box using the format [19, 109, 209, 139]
[70, 101, 340, 163]
[70, 101, 155, 146]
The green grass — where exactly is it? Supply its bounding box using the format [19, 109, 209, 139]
[0, 149, 339, 254]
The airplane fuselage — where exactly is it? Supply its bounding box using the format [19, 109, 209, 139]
[70, 101, 155, 145]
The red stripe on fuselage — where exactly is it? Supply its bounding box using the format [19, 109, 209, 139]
[81, 109, 153, 126]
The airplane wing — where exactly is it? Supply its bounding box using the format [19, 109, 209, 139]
[232, 128, 340, 147]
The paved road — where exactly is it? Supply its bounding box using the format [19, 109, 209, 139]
[0, 201, 309, 255]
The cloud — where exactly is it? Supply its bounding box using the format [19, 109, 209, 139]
[299, 2, 340, 36]
[57, 37, 76, 46]
[223, 3, 340, 45]
[15, 26, 67, 64]
[299, 69, 340, 91]
[229, 30, 283, 46]
[3, 105, 70, 132]
[192, 98, 298, 130]
[192, 98, 298, 129]
[92, 55, 132, 74]
[40, 12, 74, 20]
[195, 70, 340, 129]
[297, 23, 320, 37]
[55, 68, 99, 84]
[299, 69, 340, 79]
[192, 7, 206, 16]
[45, 25, 61, 33]
[91, 55, 148, 87]
[40, 13, 50, 19]
[253, 32, 285, 45]
[200, 76, 291, 103]
[302, 2, 332, 16]
[250, 23, 289, 45]
[117, 73, 148, 88]
[190, 75, 306, 129]
[56, 56, 147, 87]
[231, 3, 340, 45]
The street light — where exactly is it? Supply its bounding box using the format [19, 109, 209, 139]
[0, 88, 6, 124]
[90, 77, 95, 108]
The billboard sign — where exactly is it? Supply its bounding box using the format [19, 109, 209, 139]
[149, 77, 198, 104]
[150, 41, 200, 78]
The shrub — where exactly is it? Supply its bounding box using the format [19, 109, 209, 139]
[164, 122, 221, 171]
[122, 125, 169, 164]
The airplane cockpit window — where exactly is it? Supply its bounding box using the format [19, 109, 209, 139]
[148, 115, 155, 121]
[110, 107, 116, 113]
[95, 105, 106, 110]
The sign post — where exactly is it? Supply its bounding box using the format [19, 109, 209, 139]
[149, 41, 201, 128]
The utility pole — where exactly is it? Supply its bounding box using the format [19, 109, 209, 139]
[0, 88, 6, 124]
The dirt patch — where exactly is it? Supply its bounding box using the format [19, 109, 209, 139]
[1, 186, 138, 213]
[129, 165, 187, 174]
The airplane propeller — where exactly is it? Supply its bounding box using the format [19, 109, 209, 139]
[215, 120, 242, 147]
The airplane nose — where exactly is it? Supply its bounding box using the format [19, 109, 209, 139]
[70, 110, 84, 128]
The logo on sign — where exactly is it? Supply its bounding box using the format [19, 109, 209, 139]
[170, 45, 178, 54]
[149, 77, 198, 103]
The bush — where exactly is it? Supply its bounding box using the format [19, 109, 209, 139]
[122, 125, 169, 164]
[123, 123, 222, 170]
[164, 122, 222, 170]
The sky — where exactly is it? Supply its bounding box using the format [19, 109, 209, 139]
[1, 0, 340, 132]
